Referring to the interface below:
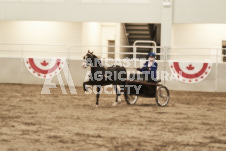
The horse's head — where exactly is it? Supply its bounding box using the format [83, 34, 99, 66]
[82, 50, 94, 68]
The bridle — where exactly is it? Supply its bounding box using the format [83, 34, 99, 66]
[82, 50, 93, 68]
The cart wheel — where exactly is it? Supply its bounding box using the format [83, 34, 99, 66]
[124, 88, 138, 105]
[156, 86, 170, 107]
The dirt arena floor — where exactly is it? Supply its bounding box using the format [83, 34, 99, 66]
[0, 84, 226, 151]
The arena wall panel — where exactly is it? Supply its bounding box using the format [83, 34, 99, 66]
[0, 0, 162, 23]
[0, 58, 21, 83]
[0, 58, 225, 93]
[216, 63, 226, 92]
[174, 0, 226, 23]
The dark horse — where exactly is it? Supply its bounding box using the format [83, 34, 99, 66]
[82, 50, 127, 107]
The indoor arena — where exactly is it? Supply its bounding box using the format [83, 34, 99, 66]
[0, 0, 226, 150]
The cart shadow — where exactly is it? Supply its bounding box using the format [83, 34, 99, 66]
[135, 104, 156, 107]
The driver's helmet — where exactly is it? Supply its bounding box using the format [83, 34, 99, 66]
[147, 52, 156, 57]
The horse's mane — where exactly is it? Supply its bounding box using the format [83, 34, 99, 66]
[91, 54, 103, 67]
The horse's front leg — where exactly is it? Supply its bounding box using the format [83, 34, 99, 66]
[83, 81, 90, 91]
[95, 85, 101, 107]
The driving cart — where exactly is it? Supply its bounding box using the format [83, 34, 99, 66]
[124, 74, 170, 107]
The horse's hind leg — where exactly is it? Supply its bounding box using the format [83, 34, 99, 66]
[95, 85, 101, 107]
[83, 81, 88, 91]
[113, 85, 121, 106]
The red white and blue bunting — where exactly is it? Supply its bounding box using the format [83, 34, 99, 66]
[24, 58, 65, 79]
[169, 61, 212, 83]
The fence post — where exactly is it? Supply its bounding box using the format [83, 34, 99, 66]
[67, 45, 70, 87]
[20, 45, 24, 84]
[163, 47, 167, 85]
[215, 48, 218, 92]
[133, 46, 136, 67]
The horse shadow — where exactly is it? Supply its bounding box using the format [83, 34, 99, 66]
[137, 103, 156, 107]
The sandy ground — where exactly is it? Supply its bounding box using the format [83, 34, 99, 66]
[0, 84, 226, 151]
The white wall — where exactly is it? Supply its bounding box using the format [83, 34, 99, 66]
[172, 24, 226, 61]
[81, 22, 129, 59]
[117, 23, 129, 58]
[100, 23, 129, 59]
[173, 24, 226, 48]
[101, 23, 117, 58]
[0, 21, 128, 59]
[0, 21, 83, 58]
[174, 0, 226, 23]
[82, 22, 102, 56]
[0, 21, 82, 45]
[0, 0, 162, 23]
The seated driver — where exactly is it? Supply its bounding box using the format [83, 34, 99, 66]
[136, 52, 158, 83]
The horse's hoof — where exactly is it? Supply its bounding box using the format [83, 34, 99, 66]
[83, 87, 88, 91]
[112, 102, 118, 107]
[118, 98, 122, 104]
[92, 105, 98, 109]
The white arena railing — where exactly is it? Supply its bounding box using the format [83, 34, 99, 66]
[0, 42, 226, 92]
[0, 42, 225, 63]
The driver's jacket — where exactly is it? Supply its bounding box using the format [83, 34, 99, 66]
[137, 61, 158, 81]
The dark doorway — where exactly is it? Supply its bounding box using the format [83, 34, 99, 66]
[108, 40, 115, 59]
[222, 41, 226, 62]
